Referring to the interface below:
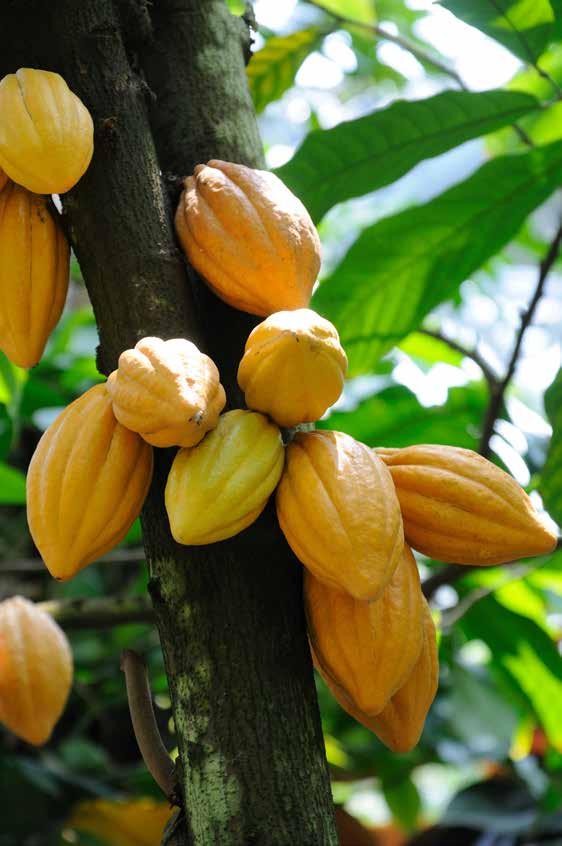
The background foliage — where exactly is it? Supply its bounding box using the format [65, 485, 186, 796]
[2, 0, 562, 843]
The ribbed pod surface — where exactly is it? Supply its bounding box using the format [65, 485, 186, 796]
[238, 309, 348, 427]
[376, 445, 557, 565]
[165, 409, 285, 545]
[0, 68, 93, 194]
[0, 181, 69, 368]
[277, 430, 404, 600]
[107, 336, 226, 448]
[27, 384, 154, 580]
[175, 159, 321, 316]
[0, 596, 72, 745]
[305, 544, 424, 715]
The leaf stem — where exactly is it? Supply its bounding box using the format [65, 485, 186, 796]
[479, 221, 562, 458]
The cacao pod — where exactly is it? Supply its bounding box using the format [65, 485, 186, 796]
[166, 409, 285, 545]
[0, 596, 72, 745]
[66, 798, 174, 846]
[306, 544, 424, 716]
[107, 336, 226, 448]
[27, 384, 154, 580]
[0, 68, 93, 194]
[376, 445, 557, 565]
[317, 600, 438, 753]
[237, 308, 348, 427]
[175, 159, 321, 316]
[0, 181, 69, 368]
[276, 430, 403, 600]
[0, 167, 7, 192]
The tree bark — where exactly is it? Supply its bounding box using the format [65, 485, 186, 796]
[0, 2, 338, 844]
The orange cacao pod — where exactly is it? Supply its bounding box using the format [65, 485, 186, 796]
[276, 430, 404, 600]
[27, 384, 153, 580]
[107, 337, 226, 448]
[237, 309, 348, 427]
[175, 159, 321, 316]
[376, 445, 557, 565]
[306, 544, 424, 715]
[0, 68, 93, 194]
[0, 181, 69, 368]
[0, 167, 7, 192]
[317, 600, 438, 753]
[0, 596, 72, 745]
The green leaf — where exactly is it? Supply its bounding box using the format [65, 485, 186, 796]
[321, 382, 487, 449]
[383, 776, 421, 831]
[0, 461, 26, 504]
[399, 332, 464, 368]
[441, 0, 555, 65]
[313, 139, 562, 375]
[540, 368, 562, 525]
[459, 596, 562, 746]
[248, 28, 324, 114]
[276, 88, 540, 222]
[311, 0, 377, 24]
[448, 665, 518, 758]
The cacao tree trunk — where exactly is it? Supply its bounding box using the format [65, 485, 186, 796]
[0, 1, 338, 843]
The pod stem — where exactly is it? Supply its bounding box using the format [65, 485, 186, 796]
[120, 649, 177, 801]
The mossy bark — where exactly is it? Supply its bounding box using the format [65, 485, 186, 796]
[0, 1, 338, 843]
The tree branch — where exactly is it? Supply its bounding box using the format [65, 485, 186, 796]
[121, 649, 177, 801]
[0, 547, 145, 574]
[38, 596, 154, 629]
[419, 328, 499, 389]
[479, 222, 562, 457]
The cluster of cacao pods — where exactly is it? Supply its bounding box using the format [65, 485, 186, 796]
[22, 157, 557, 755]
[0, 67, 93, 368]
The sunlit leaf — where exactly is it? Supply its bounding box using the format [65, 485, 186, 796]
[248, 28, 325, 113]
[540, 368, 562, 526]
[399, 332, 464, 368]
[321, 382, 487, 449]
[441, 0, 555, 65]
[0, 462, 26, 504]
[313, 139, 562, 374]
[311, 0, 376, 24]
[460, 596, 562, 746]
[276, 88, 539, 222]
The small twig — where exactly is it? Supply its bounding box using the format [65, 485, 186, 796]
[120, 649, 177, 802]
[0, 547, 145, 574]
[422, 537, 562, 600]
[38, 596, 154, 629]
[419, 327, 499, 389]
[479, 222, 562, 457]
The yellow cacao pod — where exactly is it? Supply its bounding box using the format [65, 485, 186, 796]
[0, 596, 72, 745]
[166, 409, 285, 545]
[107, 336, 226, 448]
[306, 544, 424, 715]
[0, 167, 7, 192]
[237, 309, 348, 427]
[0, 181, 69, 368]
[0, 68, 93, 194]
[316, 600, 438, 753]
[27, 384, 154, 580]
[175, 159, 321, 316]
[66, 798, 174, 846]
[376, 445, 557, 565]
[276, 430, 404, 600]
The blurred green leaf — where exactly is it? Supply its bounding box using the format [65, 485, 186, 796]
[448, 665, 518, 758]
[441, 0, 554, 64]
[276, 89, 539, 222]
[312, 0, 377, 24]
[0, 462, 26, 504]
[313, 139, 562, 374]
[541, 368, 562, 526]
[399, 332, 464, 368]
[383, 776, 421, 831]
[248, 28, 324, 114]
[460, 596, 562, 745]
[321, 382, 487, 448]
